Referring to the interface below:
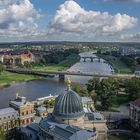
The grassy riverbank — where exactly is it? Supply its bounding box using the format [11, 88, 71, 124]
[0, 71, 40, 88]
[97, 54, 133, 74]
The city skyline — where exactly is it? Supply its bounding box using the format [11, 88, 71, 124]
[0, 0, 140, 42]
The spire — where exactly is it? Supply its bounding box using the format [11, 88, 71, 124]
[67, 77, 71, 91]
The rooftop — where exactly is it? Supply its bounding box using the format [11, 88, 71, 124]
[81, 97, 93, 104]
[133, 98, 140, 107]
[39, 117, 97, 140]
[84, 112, 105, 121]
[9, 95, 32, 108]
[0, 107, 18, 117]
[36, 106, 47, 113]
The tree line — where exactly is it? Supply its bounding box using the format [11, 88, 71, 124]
[74, 77, 140, 111]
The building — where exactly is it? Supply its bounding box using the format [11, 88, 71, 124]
[21, 78, 108, 140]
[36, 106, 48, 117]
[134, 66, 140, 76]
[3, 51, 35, 66]
[118, 47, 140, 56]
[19, 51, 35, 65]
[129, 98, 140, 132]
[9, 94, 35, 126]
[0, 107, 18, 132]
[39, 116, 97, 140]
[82, 97, 95, 112]
[84, 112, 107, 140]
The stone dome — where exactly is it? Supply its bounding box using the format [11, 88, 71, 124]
[53, 89, 84, 119]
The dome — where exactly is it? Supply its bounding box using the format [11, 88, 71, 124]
[53, 89, 84, 119]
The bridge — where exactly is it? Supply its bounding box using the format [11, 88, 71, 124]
[80, 56, 101, 62]
[6, 68, 136, 81]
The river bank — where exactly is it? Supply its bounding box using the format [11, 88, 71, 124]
[0, 54, 80, 88]
[97, 54, 133, 74]
[0, 71, 41, 88]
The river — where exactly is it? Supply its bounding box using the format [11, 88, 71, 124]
[0, 52, 113, 108]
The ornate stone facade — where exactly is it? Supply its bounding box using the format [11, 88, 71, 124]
[9, 94, 35, 126]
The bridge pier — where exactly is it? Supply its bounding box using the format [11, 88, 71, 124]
[98, 58, 101, 62]
[59, 74, 65, 81]
[83, 58, 86, 62]
[90, 58, 93, 62]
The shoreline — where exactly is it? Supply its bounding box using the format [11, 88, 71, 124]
[0, 71, 42, 89]
[0, 77, 42, 89]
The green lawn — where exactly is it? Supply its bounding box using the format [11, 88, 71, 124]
[0, 71, 40, 87]
[96, 94, 129, 112]
[98, 54, 133, 74]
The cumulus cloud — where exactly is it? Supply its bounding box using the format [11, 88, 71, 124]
[0, 0, 139, 42]
[46, 0, 138, 41]
[121, 32, 140, 41]
[0, 0, 41, 41]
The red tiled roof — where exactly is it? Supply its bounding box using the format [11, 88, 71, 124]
[20, 53, 31, 59]
[134, 98, 140, 106]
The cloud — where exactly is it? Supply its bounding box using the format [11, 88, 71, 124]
[104, 0, 140, 2]
[0, 0, 41, 41]
[0, 0, 139, 42]
[121, 32, 140, 41]
[46, 0, 138, 41]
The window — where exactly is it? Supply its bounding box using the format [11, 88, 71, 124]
[26, 119, 29, 124]
[26, 111, 28, 115]
[22, 112, 24, 116]
[4, 117, 6, 119]
[8, 116, 10, 119]
[22, 120, 25, 125]
[31, 118, 33, 122]
[74, 119, 77, 122]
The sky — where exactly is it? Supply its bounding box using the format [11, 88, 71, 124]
[0, 0, 140, 42]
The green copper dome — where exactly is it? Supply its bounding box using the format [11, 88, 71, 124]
[53, 89, 84, 119]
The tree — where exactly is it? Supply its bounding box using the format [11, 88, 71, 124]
[96, 78, 118, 110]
[0, 64, 4, 75]
[125, 77, 140, 100]
[86, 78, 100, 104]
[86, 78, 100, 93]
[86, 78, 119, 110]
[0, 125, 5, 140]
[75, 83, 81, 94]
[24, 61, 32, 68]
[44, 100, 55, 108]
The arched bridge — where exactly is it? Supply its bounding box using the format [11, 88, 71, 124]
[80, 56, 101, 62]
[6, 68, 136, 81]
